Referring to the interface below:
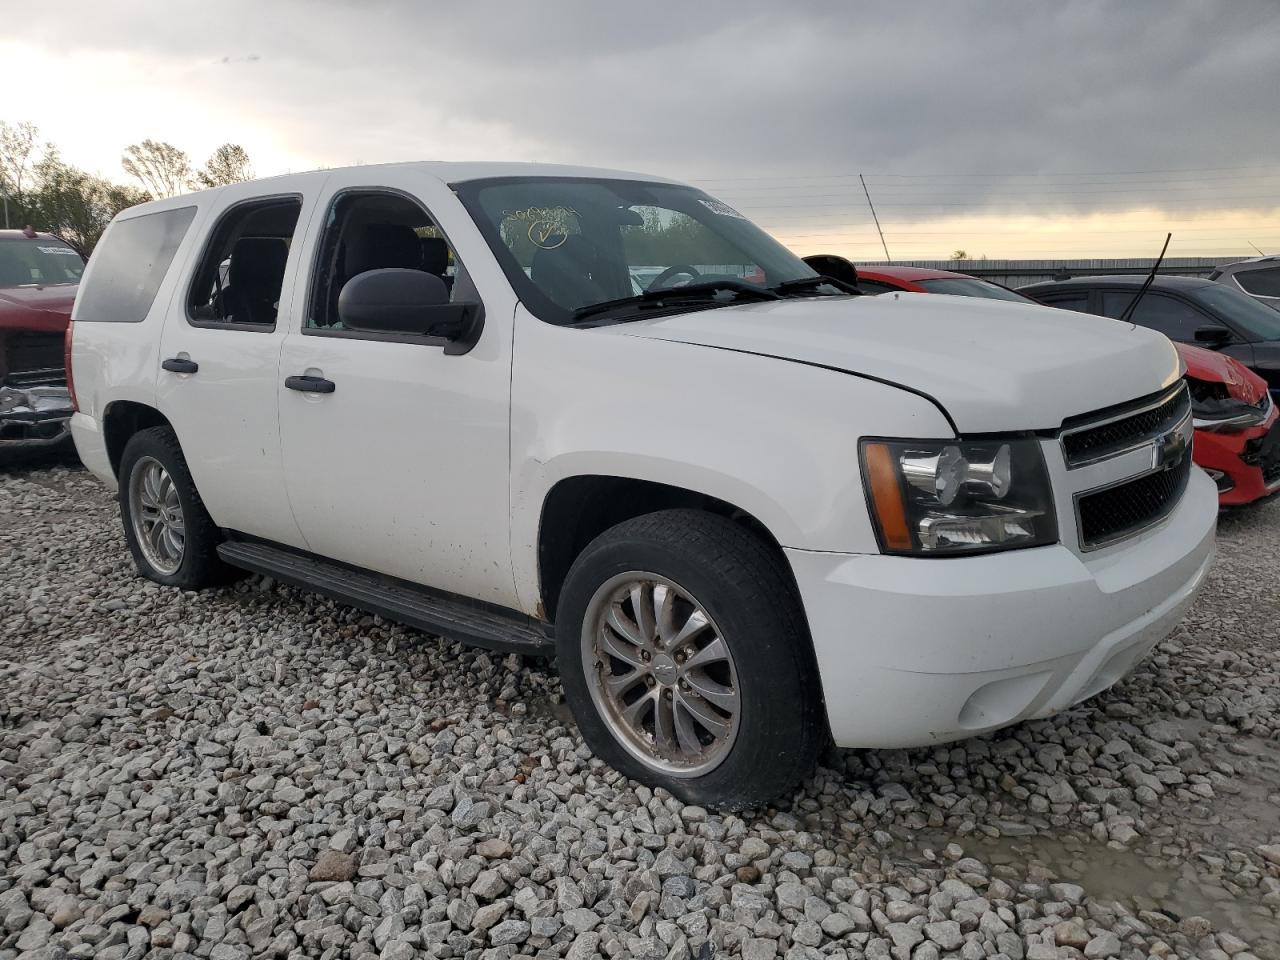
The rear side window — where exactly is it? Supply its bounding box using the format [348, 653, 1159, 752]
[75, 207, 196, 322]
[1234, 266, 1280, 297]
[1100, 291, 1209, 340]
[188, 196, 302, 330]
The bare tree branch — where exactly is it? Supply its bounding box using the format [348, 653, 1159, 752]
[0, 121, 42, 221]
[196, 144, 254, 188]
[121, 140, 193, 198]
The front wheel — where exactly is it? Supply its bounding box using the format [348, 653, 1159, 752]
[556, 509, 825, 808]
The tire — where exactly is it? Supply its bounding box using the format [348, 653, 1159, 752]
[556, 509, 825, 809]
[118, 426, 235, 589]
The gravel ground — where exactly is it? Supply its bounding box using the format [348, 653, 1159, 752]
[2, 457, 1280, 960]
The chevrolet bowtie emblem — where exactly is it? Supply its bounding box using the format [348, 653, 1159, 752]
[1152, 423, 1189, 470]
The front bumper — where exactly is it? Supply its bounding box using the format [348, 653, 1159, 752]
[0, 384, 73, 447]
[787, 468, 1218, 748]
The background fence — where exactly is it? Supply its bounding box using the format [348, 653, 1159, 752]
[853, 257, 1241, 289]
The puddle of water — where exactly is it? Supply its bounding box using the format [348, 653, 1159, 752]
[891, 831, 1280, 956]
[495, 695, 576, 727]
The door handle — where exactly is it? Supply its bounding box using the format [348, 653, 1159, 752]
[161, 358, 198, 374]
[285, 375, 336, 394]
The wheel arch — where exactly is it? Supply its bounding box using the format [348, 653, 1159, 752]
[535, 473, 798, 624]
[102, 400, 174, 479]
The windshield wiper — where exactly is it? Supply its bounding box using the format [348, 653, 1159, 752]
[770, 275, 862, 297]
[570, 278, 780, 324]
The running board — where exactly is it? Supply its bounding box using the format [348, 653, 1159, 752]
[216, 540, 553, 655]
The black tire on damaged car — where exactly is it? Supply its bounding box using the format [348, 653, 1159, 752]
[118, 425, 239, 589]
[555, 508, 826, 809]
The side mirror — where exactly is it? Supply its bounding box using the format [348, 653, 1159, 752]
[337, 268, 483, 355]
[1193, 324, 1233, 347]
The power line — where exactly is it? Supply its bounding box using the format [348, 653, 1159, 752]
[701, 177, 1280, 195]
[723, 196, 1280, 209]
[688, 164, 1280, 182]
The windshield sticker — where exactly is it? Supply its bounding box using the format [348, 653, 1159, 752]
[503, 206, 579, 250]
[37, 245, 79, 255]
[698, 198, 746, 220]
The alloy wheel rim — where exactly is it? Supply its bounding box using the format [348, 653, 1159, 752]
[129, 456, 185, 576]
[581, 572, 740, 777]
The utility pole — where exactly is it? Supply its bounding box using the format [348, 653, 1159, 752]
[860, 174, 890, 263]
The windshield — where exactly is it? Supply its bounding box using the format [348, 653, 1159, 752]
[1189, 282, 1280, 341]
[917, 277, 1031, 303]
[454, 177, 821, 323]
[0, 237, 84, 288]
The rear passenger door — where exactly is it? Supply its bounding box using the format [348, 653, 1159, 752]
[274, 168, 520, 609]
[156, 179, 325, 547]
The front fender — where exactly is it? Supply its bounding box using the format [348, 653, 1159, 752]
[509, 309, 954, 611]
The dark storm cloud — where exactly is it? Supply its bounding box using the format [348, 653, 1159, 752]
[11, 0, 1280, 222]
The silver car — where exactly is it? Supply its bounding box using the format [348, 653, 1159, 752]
[1210, 256, 1280, 312]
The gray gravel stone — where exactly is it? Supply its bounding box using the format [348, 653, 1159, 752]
[3, 464, 1280, 960]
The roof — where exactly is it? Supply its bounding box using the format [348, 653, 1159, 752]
[1221, 255, 1280, 266]
[854, 265, 975, 282]
[114, 161, 682, 221]
[1020, 274, 1215, 293]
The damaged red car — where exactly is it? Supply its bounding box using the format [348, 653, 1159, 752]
[1181, 343, 1279, 505]
[0, 229, 84, 448]
[804, 258, 1280, 507]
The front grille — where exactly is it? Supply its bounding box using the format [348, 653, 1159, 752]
[5, 331, 64, 375]
[1258, 421, 1280, 486]
[1186, 375, 1230, 404]
[1061, 385, 1190, 467]
[1077, 456, 1192, 549]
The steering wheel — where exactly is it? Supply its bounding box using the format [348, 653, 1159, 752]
[648, 264, 702, 291]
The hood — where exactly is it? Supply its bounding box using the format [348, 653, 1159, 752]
[0, 284, 77, 334]
[1175, 342, 1268, 405]
[601, 293, 1181, 433]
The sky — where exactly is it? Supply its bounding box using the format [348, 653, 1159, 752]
[3, 0, 1279, 261]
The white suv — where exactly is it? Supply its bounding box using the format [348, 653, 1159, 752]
[69, 163, 1217, 807]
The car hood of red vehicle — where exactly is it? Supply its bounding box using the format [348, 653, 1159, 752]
[1175, 342, 1268, 405]
[0, 284, 77, 333]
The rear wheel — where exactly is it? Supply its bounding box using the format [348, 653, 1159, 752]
[556, 509, 825, 808]
[119, 426, 234, 589]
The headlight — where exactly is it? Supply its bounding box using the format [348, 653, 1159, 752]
[1191, 390, 1273, 432]
[860, 437, 1057, 555]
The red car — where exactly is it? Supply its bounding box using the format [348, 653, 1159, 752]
[1176, 341, 1278, 505]
[0, 229, 83, 448]
[804, 259, 1280, 506]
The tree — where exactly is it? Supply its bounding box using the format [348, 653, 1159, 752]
[0, 121, 41, 226]
[30, 152, 150, 253]
[121, 139, 192, 198]
[196, 143, 253, 188]
[950, 249, 968, 261]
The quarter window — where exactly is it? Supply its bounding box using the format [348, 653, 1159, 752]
[1100, 291, 1210, 340]
[188, 197, 302, 329]
[1234, 266, 1280, 298]
[74, 207, 196, 323]
[307, 190, 472, 335]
